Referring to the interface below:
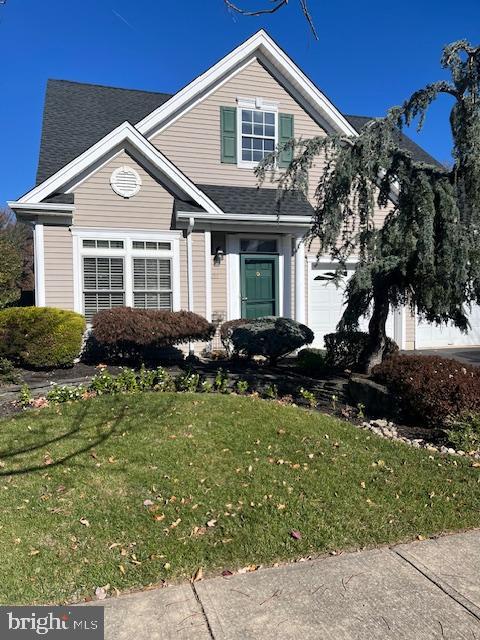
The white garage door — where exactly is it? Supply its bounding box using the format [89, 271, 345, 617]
[416, 305, 480, 348]
[308, 263, 395, 349]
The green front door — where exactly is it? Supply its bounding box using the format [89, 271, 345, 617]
[240, 254, 279, 319]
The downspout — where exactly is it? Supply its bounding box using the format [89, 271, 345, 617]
[186, 217, 195, 356]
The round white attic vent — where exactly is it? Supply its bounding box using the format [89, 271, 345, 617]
[110, 166, 142, 198]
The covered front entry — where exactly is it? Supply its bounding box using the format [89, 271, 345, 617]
[240, 255, 279, 319]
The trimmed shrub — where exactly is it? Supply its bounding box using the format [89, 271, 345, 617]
[324, 331, 399, 372]
[372, 355, 480, 429]
[229, 316, 314, 364]
[90, 307, 215, 363]
[0, 306, 85, 369]
[220, 318, 249, 355]
[297, 348, 327, 376]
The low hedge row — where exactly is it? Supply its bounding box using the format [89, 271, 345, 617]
[372, 355, 480, 429]
[0, 307, 85, 369]
[88, 307, 215, 363]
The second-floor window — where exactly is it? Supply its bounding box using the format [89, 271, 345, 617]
[241, 109, 276, 164]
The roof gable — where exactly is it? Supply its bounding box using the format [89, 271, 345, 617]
[16, 122, 223, 215]
[136, 30, 358, 140]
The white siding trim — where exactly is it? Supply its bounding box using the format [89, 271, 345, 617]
[204, 229, 212, 321]
[281, 234, 292, 318]
[294, 234, 306, 323]
[186, 218, 195, 313]
[34, 223, 45, 307]
[226, 235, 241, 320]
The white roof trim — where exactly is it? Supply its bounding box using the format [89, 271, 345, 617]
[137, 29, 358, 139]
[8, 201, 75, 213]
[177, 210, 311, 225]
[17, 122, 224, 215]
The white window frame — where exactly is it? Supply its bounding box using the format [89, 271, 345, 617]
[236, 97, 279, 169]
[72, 228, 181, 321]
[131, 254, 173, 311]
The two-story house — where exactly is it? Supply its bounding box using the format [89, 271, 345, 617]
[8, 30, 480, 350]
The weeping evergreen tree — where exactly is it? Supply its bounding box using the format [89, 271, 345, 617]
[258, 40, 480, 373]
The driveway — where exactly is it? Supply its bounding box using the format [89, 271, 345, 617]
[413, 347, 480, 366]
[91, 530, 480, 639]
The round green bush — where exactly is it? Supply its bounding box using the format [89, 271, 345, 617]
[230, 316, 314, 365]
[0, 307, 85, 369]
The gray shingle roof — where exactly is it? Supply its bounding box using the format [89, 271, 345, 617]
[345, 115, 444, 168]
[36, 80, 442, 188]
[175, 184, 314, 216]
[36, 80, 171, 184]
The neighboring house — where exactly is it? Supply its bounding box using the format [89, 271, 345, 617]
[8, 30, 480, 350]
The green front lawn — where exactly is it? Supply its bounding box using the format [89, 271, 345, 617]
[0, 392, 479, 604]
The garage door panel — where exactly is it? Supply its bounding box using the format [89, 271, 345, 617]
[308, 264, 394, 349]
[416, 305, 480, 348]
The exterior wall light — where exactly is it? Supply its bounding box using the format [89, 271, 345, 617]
[214, 247, 225, 265]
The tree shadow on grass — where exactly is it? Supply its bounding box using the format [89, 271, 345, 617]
[0, 403, 127, 477]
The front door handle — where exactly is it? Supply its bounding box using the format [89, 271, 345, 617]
[241, 297, 248, 301]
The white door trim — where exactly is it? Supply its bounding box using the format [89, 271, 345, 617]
[226, 233, 291, 320]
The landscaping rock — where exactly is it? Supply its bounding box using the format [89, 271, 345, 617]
[348, 376, 398, 419]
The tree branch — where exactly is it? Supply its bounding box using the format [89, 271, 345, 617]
[224, 0, 318, 39]
[224, 0, 289, 17]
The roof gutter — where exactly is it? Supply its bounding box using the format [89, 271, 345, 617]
[176, 211, 312, 225]
[7, 201, 75, 217]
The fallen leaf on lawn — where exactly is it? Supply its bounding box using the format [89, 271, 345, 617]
[118, 564, 126, 575]
[154, 514, 165, 522]
[95, 586, 108, 600]
[290, 530, 302, 540]
[471, 462, 480, 468]
[143, 499, 154, 507]
[192, 567, 203, 582]
[238, 564, 258, 574]
[170, 518, 181, 528]
[108, 457, 116, 464]
[277, 504, 286, 510]
[222, 570, 233, 577]
[30, 549, 40, 556]
[207, 519, 217, 528]
[164, 563, 171, 570]
[192, 526, 207, 537]
[108, 543, 121, 550]
[417, 535, 426, 541]
[43, 454, 53, 466]
[360, 481, 366, 489]
[79, 518, 90, 527]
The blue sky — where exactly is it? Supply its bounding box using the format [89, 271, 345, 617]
[2, 0, 479, 206]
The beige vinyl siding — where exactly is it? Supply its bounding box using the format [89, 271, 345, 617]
[73, 151, 175, 230]
[211, 232, 227, 323]
[152, 58, 327, 203]
[192, 231, 206, 318]
[44, 226, 74, 310]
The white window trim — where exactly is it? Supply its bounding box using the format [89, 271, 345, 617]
[236, 97, 279, 170]
[72, 228, 181, 319]
[226, 233, 291, 320]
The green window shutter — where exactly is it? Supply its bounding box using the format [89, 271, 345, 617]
[220, 106, 237, 164]
[278, 113, 294, 168]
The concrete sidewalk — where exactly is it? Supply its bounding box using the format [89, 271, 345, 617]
[96, 530, 480, 639]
